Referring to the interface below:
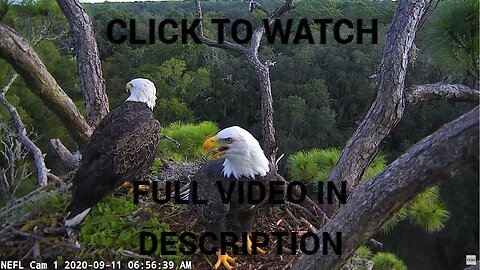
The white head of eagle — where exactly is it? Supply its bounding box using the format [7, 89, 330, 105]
[125, 78, 157, 110]
[203, 126, 270, 179]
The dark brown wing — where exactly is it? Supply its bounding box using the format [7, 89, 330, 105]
[189, 159, 230, 241]
[113, 119, 161, 179]
[189, 158, 273, 241]
[67, 101, 161, 224]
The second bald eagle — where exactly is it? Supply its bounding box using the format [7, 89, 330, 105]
[190, 126, 275, 270]
[65, 78, 161, 227]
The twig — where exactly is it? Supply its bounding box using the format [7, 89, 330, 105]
[116, 248, 153, 260]
[194, 0, 246, 52]
[369, 238, 384, 249]
[251, 1, 270, 15]
[0, 185, 69, 223]
[43, 227, 67, 235]
[1, 73, 17, 94]
[9, 227, 55, 246]
[286, 202, 317, 224]
[0, 73, 48, 187]
[160, 133, 180, 147]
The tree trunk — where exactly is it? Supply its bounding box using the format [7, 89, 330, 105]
[0, 24, 92, 146]
[292, 106, 479, 270]
[57, 0, 109, 127]
[324, 0, 433, 214]
[245, 54, 277, 162]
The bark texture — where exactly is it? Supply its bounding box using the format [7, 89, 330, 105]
[292, 106, 479, 270]
[50, 138, 81, 170]
[0, 24, 92, 146]
[57, 0, 109, 127]
[0, 74, 47, 187]
[325, 0, 433, 211]
[405, 83, 479, 107]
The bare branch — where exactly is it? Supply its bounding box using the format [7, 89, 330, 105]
[193, 0, 295, 164]
[292, 106, 479, 270]
[160, 133, 180, 147]
[0, 23, 92, 146]
[56, 0, 109, 127]
[194, 0, 246, 52]
[246, 0, 293, 163]
[405, 83, 479, 107]
[0, 74, 47, 187]
[248, 0, 294, 54]
[1, 73, 17, 94]
[49, 138, 81, 170]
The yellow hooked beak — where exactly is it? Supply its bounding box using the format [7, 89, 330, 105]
[203, 135, 228, 160]
[126, 82, 133, 92]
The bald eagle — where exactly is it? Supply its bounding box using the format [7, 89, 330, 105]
[65, 78, 161, 227]
[190, 126, 275, 270]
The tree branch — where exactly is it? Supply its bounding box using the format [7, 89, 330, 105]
[49, 138, 81, 170]
[405, 83, 479, 107]
[292, 106, 479, 270]
[244, 0, 294, 163]
[324, 0, 434, 214]
[194, 0, 246, 52]
[0, 23, 92, 146]
[247, 0, 294, 55]
[0, 74, 47, 187]
[194, 0, 294, 164]
[56, 0, 109, 127]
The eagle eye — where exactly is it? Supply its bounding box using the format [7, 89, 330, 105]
[225, 138, 233, 144]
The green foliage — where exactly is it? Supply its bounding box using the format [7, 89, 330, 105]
[382, 186, 450, 234]
[354, 246, 373, 260]
[150, 158, 163, 174]
[288, 148, 341, 184]
[364, 154, 387, 179]
[380, 207, 408, 234]
[371, 252, 407, 270]
[427, 0, 479, 84]
[288, 148, 387, 185]
[288, 148, 450, 235]
[407, 186, 450, 233]
[159, 121, 219, 161]
[80, 196, 178, 260]
[6, 0, 68, 42]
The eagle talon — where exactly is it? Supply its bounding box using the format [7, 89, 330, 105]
[121, 181, 133, 189]
[138, 181, 151, 191]
[238, 235, 266, 255]
[214, 251, 237, 270]
[122, 180, 151, 193]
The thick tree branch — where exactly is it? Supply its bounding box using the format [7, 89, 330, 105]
[325, 0, 433, 214]
[0, 74, 47, 187]
[0, 24, 92, 146]
[405, 83, 479, 107]
[292, 106, 479, 270]
[56, 0, 109, 127]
